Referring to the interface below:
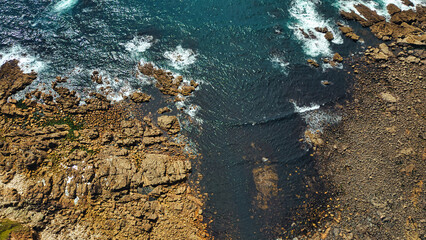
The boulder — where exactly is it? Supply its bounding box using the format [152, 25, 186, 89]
[307, 59, 320, 68]
[157, 116, 180, 135]
[130, 92, 151, 103]
[324, 31, 334, 41]
[157, 107, 171, 114]
[379, 92, 398, 103]
[339, 26, 353, 34]
[333, 53, 343, 63]
[386, 4, 401, 15]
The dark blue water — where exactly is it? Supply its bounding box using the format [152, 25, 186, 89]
[0, 0, 416, 238]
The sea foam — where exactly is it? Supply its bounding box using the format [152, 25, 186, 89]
[288, 0, 343, 57]
[163, 45, 198, 70]
[270, 55, 290, 75]
[52, 0, 78, 13]
[291, 100, 341, 132]
[53, 0, 78, 13]
[122, 36, 154, 55]
[0, 45, 47, 74]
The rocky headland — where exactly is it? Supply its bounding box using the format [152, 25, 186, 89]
[300, 2, 425, 240]
[0, 60, 209, 239]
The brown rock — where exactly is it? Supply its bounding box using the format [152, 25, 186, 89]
[354, 4, 385, 26]
[391, 10, 417, 24]
[82, 129, 99, 139]
[180, 86, 195, 96]
[157, 116, 180, 135]
[307, 59, 320, 68]
[141, 154, 191, 186]
[315, 27, 328, 33]
[379, 92, 398, 102]
[157, 107, 171, 114]
[333, 53, 343, 63]
[339, 26, 353, 34]
[0, 60, 37, 105]
[386, 4, 401, 15]
[130, 92, 151, 103]
[305, 130, 324, 146]
[138, 63, 155, 76]
[324, 31, 334, 41]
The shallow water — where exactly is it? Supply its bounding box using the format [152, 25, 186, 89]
[0, 0, 421, 238]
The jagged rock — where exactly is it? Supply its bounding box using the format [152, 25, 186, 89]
[391, 10, 417, 24]
[333, 53, 343, 63]
[142, 136, 167, 146]
[157, 107, 171, 114]
[0, 60, 37, 105]
[180, 86, 195, 96]
[144, 126, 162, 137]
[130, 92, 151, 103]
[307, 59, 320, 68]
[141, 154, 191, 187]
[138, 62, 155, 76]
[157, 116, 180, 135]
[324, 31, 334, 41]
[354, 4, 385, 27]
[315, 27, 328, 33]
[387, 4, 401, 15]
[378, 43, 394, 57]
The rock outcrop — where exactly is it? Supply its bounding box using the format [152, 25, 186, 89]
[0, 61, 209, 240]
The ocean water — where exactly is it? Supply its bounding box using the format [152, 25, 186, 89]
[0, 0, 422, 238]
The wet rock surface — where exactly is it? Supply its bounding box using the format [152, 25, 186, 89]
[0, 60, 209, 239]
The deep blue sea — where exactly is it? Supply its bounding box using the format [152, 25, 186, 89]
[0, 0, 423, 239]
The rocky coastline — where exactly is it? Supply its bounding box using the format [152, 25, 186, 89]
[0, 60, 209, 239]
[300, 3, 425, 240]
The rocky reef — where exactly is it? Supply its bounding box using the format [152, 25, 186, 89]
[0, 60, 208, 239]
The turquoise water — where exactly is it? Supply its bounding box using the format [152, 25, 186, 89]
[0, 0, 422, 238]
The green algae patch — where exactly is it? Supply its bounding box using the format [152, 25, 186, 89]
[0, 219, 22, 240]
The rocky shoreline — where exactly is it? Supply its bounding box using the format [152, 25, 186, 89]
[0, 60, 209, 239]
[300, 3, 425, 240]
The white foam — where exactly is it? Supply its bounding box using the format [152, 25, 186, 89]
[164, 45, 198, 70]
[270, 56, 290, 75]
[74, 196, 79, 205]
[291, 101, 320, 113]
[0, 45, 47, 74]
[53, 0, 78, 13]
[291, 100, 341, 132]
[322, 62, 343, 71]
[288, 0, 344, 57]
[336, 0, 423, 20]
[122, 35, 154, 54]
